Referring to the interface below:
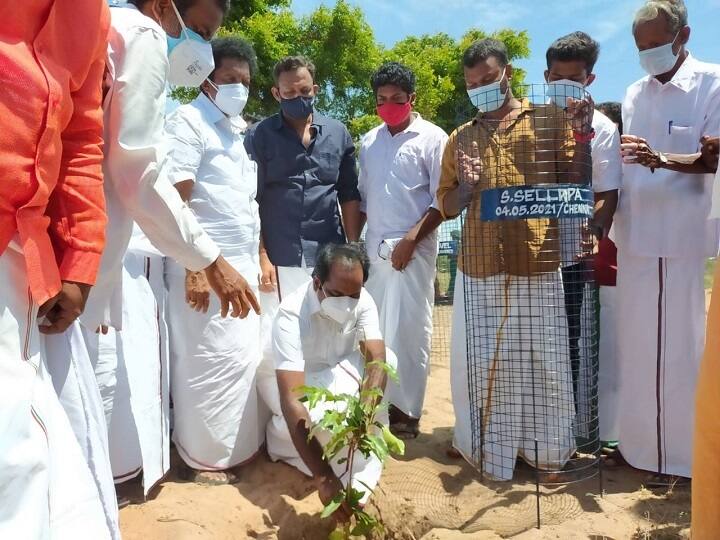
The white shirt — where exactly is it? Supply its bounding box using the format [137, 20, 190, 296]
[617, 54, 720, 258]
[358, 114, 448, 261]
[560, 109, 623, 266]
[164, 93, 260, 279]
[82, 5, 220, 330]
[273, 284, 383, 373]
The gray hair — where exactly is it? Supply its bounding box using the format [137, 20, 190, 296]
[633, 0, 688, 34]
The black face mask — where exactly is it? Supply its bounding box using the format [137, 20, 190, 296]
[280, 96, 315, 119]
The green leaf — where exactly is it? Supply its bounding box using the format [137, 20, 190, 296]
[328, 528, 346, 540]
[320, 492, 346, 519]
[350, 510, 380, 536]
[382, 425, 406, 456]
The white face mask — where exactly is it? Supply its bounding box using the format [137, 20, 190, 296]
[167, 1, 215, 87]
[546, 79, 585, 108]
[639, 32, 681, 76]
[467, 68, 508, 113]
[320, 286, 359, 326]
[208, 81, 249, 117]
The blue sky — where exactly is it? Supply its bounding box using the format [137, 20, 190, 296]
[291, 0, 720, 104]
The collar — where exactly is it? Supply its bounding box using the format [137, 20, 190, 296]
[193, 92, 226, 126]
[474, 97, 535, 126]
[272, 110, 324, 134]
[648, 53, 698, 93]
[305, 282, 323, 317]
[382, 112, 423, 136]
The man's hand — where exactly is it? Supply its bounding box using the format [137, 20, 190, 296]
[204, 256, 261, 318]
[701, 135, 719, 171]
[457, 141, 483, 186]
[185, 270, 211, 313]
[620, 134, 664, 168]
[38, 281, 91, 335]
[316, 473, 351, 523]
[259, 251, 277, 293]
[390, 237, 417, 272]
[567, 95, 595, 134]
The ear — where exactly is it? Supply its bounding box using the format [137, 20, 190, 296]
[312, 276, 321, 292]
[505, 64, 514, 80]
[544, 69, 550, 83]
[585, 73, 596, 87]
[311, 84, 321, 97]
[680, 26, 691, 45]
[271, 86, 282, 103]
[409, 93, 417, 106]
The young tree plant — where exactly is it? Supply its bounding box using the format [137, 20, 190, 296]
[299, 355, 405, 539]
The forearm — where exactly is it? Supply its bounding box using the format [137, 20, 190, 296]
[281, 399, 335, 478]
[340, 200, 362, 242]
[661, 152, 715, 174]
[360, 339, 387, 396]
[593, 190, 618, 231]
[441, 183, 475, 219]
[569, 141, 592, 185]
[405, 208, 444, 244]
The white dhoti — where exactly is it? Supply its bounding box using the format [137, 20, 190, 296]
[88, 249, 170, 494]
[0, 244, 109, 539]
[450, 270, 575, 481]
[365, 241, 436, 418]
[44, 322, 119, 539]
[167, 263, 264, 470]
[266, 350, 397, 504]
[598, 286, 620, 442]
[616, 251, 705, 478]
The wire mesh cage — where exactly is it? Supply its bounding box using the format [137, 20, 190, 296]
[454, 83, 600, 492]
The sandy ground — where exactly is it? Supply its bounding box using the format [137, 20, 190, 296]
[119, 304, 693, 540]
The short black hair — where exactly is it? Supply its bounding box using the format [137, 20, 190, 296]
[313, 243, 370, 284]
[209, 37, 257, 79]
[596, 102, 623, 135]
[128, 0, 230, 16]
[273, 56, 316, 84]
[370, 62, 416, 95]
[546, 31, 600, 73]
[463, 38, 508, 69]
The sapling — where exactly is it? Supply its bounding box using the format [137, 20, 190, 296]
[299, 344, 405, 539]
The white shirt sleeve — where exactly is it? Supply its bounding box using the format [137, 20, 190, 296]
[105, 25, 219, 271]
[273, 306, 305, 372]
[427, 129, 450, 209]
[164, 109, 204, 185]
[356, 289, 383, 342]
[591, 119, 622, 193]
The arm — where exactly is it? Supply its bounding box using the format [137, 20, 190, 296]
[437, 132, 476, 219]
[622, 134, 715, 174]
[593, 190, 618, 239]
[337, 129, 362, 242]
[41, 16, 109, 334]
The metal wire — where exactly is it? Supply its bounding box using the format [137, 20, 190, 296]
[455, 84, 600, 487]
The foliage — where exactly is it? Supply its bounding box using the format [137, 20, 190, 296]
[171, 1, 531, 139]
[299, 360, 405, 539]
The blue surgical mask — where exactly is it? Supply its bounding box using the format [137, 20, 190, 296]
[639, 31, 680, 76]
[467, 69, 508, 113]
[167, 27, 207, 56]
[546, 79, 585, 108]
[280, 96, 315, 120]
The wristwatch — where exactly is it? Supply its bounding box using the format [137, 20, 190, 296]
[650, 151, 668, 173]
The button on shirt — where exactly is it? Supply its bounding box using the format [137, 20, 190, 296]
[618, 54, 720, 258]
[273, 284, 383, 373]
[0, 1, 109, 304]
[164, 93, 260, 279]
[244, 112, 361, 268]
[359, 113, 448, 261]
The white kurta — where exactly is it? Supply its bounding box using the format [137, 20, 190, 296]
[359, 114, 448, 418]
[164, 92, 265, 470]
[0, 244, 110, 539]
[271, 284, 390, 503]
[450, 270, 575, 481]
[84, 4, 220, 331]
[614, 54, 720, 477]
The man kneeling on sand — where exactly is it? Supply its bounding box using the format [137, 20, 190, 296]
[267, 243, 396, 509]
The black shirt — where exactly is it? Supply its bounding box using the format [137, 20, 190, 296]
[244, 111, 360, 267]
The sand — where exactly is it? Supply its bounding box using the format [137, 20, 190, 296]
[119, 304, 692, 539]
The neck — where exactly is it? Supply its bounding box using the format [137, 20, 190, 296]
[388, 114, 413, 136]
[655, 49, 688, 84]
[484, 96, 521, 121]
[283, 111, 313, 131]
